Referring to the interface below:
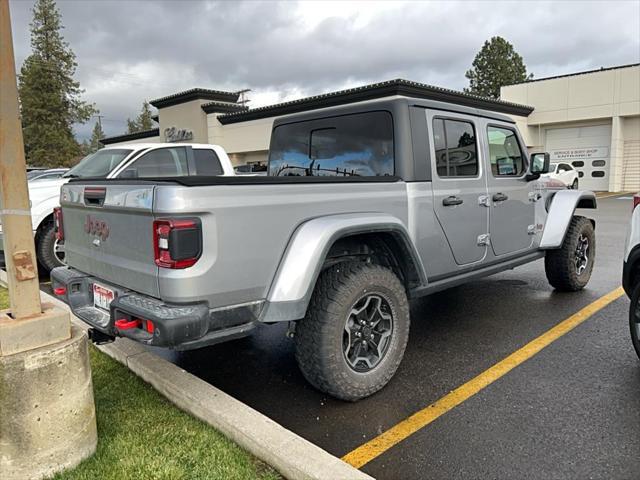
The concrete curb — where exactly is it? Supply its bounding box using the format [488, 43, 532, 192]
[0, 270, 373, 480]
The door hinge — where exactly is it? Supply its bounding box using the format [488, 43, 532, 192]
[527, 224, 536, 235]
[528, 192, 542, 202]
[477, 233, 490, 246]
[478, 195, 491, 207]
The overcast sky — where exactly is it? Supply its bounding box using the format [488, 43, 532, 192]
[9, 0, 640, 140]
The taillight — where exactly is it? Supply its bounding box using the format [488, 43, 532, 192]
[53, 207, 64, 241]
[634, 194, 640, 210]
[153, 218, 202, 269]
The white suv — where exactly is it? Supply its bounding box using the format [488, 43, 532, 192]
[543, 162, 579, 189]
[623, 193, 640, 359]
[0, 143, 234, 272]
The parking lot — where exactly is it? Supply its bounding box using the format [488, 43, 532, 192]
[38, 194, 639, 479]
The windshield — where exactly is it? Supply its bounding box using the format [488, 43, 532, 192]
[26, 170, 46, 180]
[64, 149, 133, 178]
[550, 162, 558, 172]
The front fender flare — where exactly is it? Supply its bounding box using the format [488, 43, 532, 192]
[260, 213, 426, 322]
[539, 190, 597, 249]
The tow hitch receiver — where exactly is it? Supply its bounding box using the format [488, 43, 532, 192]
[114, 318, 141, 330]
[88, 328, 115, 345]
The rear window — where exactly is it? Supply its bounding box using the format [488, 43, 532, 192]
[121, 147, 188, 178]
[193, 149, 223, 175]
[268, 111, 394, 177]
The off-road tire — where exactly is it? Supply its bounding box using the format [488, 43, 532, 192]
[545, 215, 595, 291]
[571, 179, 578, 189]
[629, 282, 640, 359]
[37, 222, 64, 273]
[294, 262, 410, 401]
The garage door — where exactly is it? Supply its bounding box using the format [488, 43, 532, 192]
[545, 124, 612, 191]
[622, 140, 640, 191]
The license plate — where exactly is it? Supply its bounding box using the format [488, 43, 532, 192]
[93, 283, 115, 311]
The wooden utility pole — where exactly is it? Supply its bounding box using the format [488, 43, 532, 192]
[0, 0, 42, 318]
[0, 5, 95, 478]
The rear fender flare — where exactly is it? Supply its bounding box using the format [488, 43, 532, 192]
[539, 190, 597, 249]
[260, 213, 426, 322]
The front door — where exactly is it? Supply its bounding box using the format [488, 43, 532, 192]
[429, 113, 489, 266]
[484, 123, 535, 256]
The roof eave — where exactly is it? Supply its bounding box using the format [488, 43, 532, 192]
[150, 89, 240, 109]
[100, 128, 161, 145]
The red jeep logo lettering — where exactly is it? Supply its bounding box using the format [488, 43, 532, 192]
[84, 215, 110, 241]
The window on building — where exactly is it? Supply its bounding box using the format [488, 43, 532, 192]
[433, 118, 478, 177]
[121, 147, 188, 178]
[487, 126, 526, 176]
[572, 161, 584, 167]
[592, 160, 606, 167]
[193, 149, 223, 175]
[268, 111, 394, 177]
[592, 171, 605, 178]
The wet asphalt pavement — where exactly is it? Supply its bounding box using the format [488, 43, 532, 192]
[41, 195, 639, 479]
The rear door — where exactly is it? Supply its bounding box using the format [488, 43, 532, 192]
[60, 183, 159, 297]
[484, 122, 535, 256]
[428, 111, 489, 266]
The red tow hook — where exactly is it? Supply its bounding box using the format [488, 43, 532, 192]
[114, 318, 141, 330]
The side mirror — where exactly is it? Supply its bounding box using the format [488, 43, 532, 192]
[527, 152, 550, 180]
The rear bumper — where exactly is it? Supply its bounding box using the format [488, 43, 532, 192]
[51, 266, 259, 350]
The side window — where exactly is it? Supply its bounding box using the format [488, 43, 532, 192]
[268, 111, 394, 177]
[193, 149, 223, 175]
[487, 126, 526, 177]
[433, 118, 478, 177]
[121, 147, 188, 178]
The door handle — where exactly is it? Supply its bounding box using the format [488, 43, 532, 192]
[492, 192, 508, 202]
[442, 196, 463, 206]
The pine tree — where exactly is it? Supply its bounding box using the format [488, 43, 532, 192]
[464, 36, 533, 99]
[88, 120, 104, 153]
[126, 101, 155, 133]
[18, 0, 96, 167]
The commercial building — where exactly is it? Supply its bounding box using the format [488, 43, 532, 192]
[501, 63, 639, 191]
[101, 63, 639, 191]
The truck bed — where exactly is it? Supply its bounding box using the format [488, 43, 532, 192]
[61, 176, 410, 309]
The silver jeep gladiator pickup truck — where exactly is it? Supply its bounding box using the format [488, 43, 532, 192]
[52, 81, 597, 400]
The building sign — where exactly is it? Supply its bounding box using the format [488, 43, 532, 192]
[164, 126, 193, 143]
[550, 147, 609, 161]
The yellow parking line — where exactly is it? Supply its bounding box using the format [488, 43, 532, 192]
[342, 286, 625, 469]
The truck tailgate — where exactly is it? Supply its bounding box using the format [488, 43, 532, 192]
[60, 183, 159, 298]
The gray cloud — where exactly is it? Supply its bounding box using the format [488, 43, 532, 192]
[8, 0, 640, 140]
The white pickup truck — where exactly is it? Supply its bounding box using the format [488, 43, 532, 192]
[0, 143, 234, 272]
